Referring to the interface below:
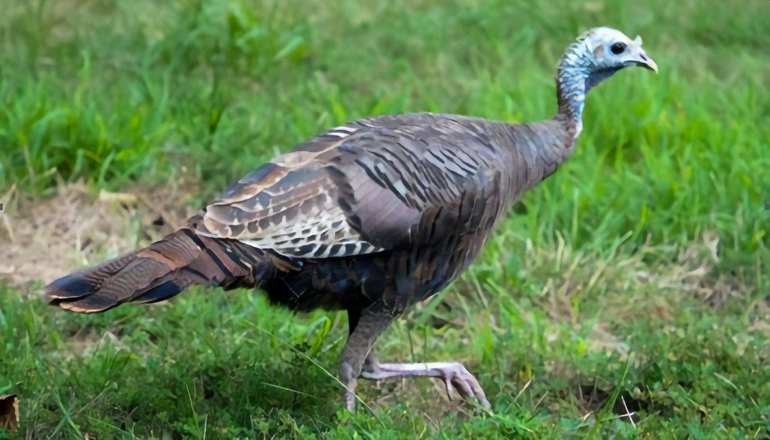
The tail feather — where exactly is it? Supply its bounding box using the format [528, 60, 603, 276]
[132, 280, 184, 304]
[46, 228, 271, 313]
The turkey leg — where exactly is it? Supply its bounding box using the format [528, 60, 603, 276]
[339, 302, 397, 411]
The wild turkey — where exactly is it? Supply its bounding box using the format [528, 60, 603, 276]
[46, 28, 656, 410]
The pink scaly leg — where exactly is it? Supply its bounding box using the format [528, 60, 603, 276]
[360, 355, 491, 410]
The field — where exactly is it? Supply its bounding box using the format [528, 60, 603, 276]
[1, 0, 769, 439]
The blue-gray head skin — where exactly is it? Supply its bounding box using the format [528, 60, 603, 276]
[557, 27, 657, 139]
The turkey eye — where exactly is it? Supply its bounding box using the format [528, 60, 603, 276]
[610, 42, 626, 54]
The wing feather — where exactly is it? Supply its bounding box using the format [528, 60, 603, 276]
[199, 126, 388, 259]
[196, 114, 505, 260]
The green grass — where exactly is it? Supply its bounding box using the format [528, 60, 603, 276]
[1, 0, 769, 438]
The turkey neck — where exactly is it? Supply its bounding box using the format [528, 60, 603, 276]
[489, 41, 599, 204]
[555, 37, 597, 146]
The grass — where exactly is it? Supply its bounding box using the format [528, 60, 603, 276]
[1, 0, 769, 438]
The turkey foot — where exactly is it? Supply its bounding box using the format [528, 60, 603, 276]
[339, 361, 360, 412]
[360, 357, 491, 410]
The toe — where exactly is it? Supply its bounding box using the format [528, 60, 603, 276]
[447, 364, 491, 410]
[451, 375, 476, 399]
[345, 392, 357, 412]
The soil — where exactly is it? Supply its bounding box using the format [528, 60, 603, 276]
[0, 180, 200, 291]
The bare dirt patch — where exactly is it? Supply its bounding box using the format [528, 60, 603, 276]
[0, 180, 200, 291]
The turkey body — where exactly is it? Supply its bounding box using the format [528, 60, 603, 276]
[204, 113, 571, 315]
[46, 27, 656, 410]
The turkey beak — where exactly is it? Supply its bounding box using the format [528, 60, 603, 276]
[634, 50, 658, 73]
[630, 36, 657, 73]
